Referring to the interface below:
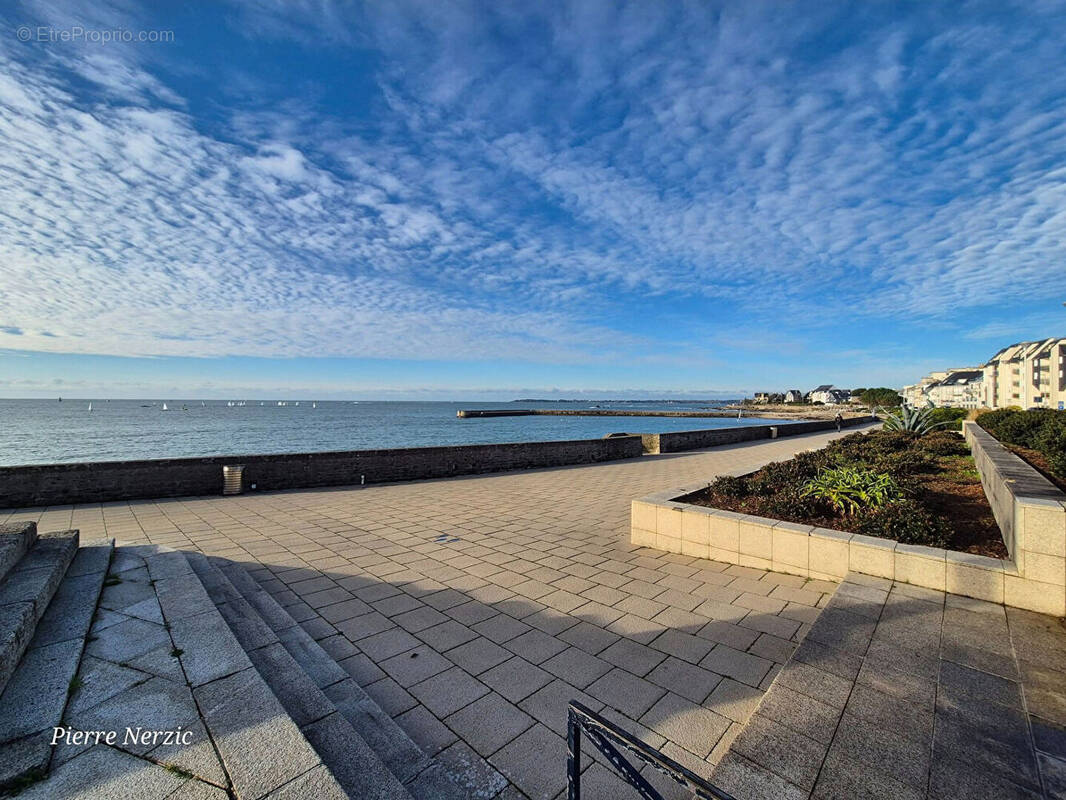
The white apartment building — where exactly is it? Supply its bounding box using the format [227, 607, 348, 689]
[982, 338, 1066, 410]
[926, 370, 984, 409]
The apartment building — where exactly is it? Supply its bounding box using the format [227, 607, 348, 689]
[926, 370, 984, 409]
[982, 338, 1066, 410]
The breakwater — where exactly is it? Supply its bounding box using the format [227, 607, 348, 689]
[458, 408, 796, 419]
[0, 417, 877, 507]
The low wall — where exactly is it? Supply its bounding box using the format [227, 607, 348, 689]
[631, 423, 1066, 615]
[641, 416, 877, 454]
[0, 436, 644, 508]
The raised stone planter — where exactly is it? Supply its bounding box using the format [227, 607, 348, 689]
[631, 422, 1066, 615]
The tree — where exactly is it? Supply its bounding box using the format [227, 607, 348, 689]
[860, 387, 902, 407]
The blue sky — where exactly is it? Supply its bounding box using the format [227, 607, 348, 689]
[1, 1, 1064, 400]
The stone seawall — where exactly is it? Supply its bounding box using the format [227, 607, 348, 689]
[641, 416, 877, 454]
[0, 436, 645, 508]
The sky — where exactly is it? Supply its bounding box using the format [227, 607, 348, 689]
[1, 1, 1064, 400]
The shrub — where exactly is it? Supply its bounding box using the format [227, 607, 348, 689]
[913, 431, 969, 457]
[877, 404, 957, 435]
[977, 409, 1066, 478]
[708, 474, 749, 500]
[924, 407, 969, 432]
[854, 500, 950, 548]
[800, 467, 902, 516]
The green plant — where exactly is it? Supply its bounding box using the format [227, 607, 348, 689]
[876, 403, 957, 435]
[800, 467, 902, 516]
[854, 499, 951, 548]
[914, 430, 969, 456]
[977, 408, 1066, 478]
[860, 387, 903, 407]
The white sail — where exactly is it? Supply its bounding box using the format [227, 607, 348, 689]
[162, 403, 168, 411]
[87, 402, 92, 412]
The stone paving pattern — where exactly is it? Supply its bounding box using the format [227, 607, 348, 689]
[2, 431, 863, 799]
[712, 573, 1066, 800]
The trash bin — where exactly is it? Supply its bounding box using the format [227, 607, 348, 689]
[769, 426, 779, 439]
[222, 465, 245, 495]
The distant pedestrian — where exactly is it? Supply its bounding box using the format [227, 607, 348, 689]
[834, 412, 843, 432]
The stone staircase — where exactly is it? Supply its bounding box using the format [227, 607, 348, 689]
[0, 521, 113, 788]
[187, 553, 473, 800]
[0, 525, 479, 799]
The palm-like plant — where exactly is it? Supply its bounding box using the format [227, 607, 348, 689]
[875, 403, 955, 435]
[800, 466, 902, 516]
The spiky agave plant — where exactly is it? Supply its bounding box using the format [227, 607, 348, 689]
[875, 403, 955, 435]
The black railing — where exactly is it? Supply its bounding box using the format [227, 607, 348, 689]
[567, 701, 736, 800]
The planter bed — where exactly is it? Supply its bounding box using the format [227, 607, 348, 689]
[680, 429, 1006, 559]
[631, 422, 1066, 614]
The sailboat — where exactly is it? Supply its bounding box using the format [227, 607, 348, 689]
[87, 402, 92, 412]
[202, 401, 206, 407]
[162, 403, 168, 411]
[312, 401, 316, 409]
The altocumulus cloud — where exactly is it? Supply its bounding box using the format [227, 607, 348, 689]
[0, 0, 1064, 366]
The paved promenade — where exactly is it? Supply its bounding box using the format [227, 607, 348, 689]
[2, 430, 869, 798]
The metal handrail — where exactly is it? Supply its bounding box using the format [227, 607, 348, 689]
[567, 700, 736, 800]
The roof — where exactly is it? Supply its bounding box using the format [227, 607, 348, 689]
[812, 384, 833, 392]
[939, 370, 984, 386]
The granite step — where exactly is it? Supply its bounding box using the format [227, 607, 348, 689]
[0, 537, 114, 788]
[0, 521, 37, 584]
[188, 553, 417, 800]
[197, 554, 472, 800]
[0, 529, 79, 697]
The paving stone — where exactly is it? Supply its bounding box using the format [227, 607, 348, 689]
[541, 646, 613, 689]
[301, 615, 337, 640]
[557, 620, 620, 654]
[359, 627, 422, 661]
[16, 745, 189, 800]
[0, 729, 52, 787]
[318, 633, 360, 661]
[437, 740, 510, 800]
[605, 612, 667, 644]
[364, 676, 419, 716]
[757, 683, 842, 744]
[417, 619, 479, 652]
[831, 711, 930, 790]
[705, 677, 764, 723]
[805, 606, 877, 655]
[934, 711, 1040, 789]
[600, 637, 666, 677]
[471, 613, 531, 644]
[446, 691, 535, 756]
[480, 656, 554, 703]
[195, 666, 322, 799]
[845, 683, 932, 745]
[790, 637, 862, 682]
[446, 637, 513, 675]
[125, 644, 186, 683]
[697, 619, 760, 650]
[410, 666, 490, 717]
[170, 609, 252, 687]
[517, 678, 601, 733]
[490, 723, 567, 800]
[0, 601, 35, 694]
[67, 655, 151, 715]
[939, 659, 1024, 709]
[775, 659, 853, 708]
[928, 755, 1042, 800]
[812, 746, 924, 800]
[1038, 752, 1066, 800]
[699, 644, 772, 686]
[335, 610, 395, 640]
[645, 656, 722, 704]
[396, 704, 459, 755]
[0, 523, 35, 583]
[640, 691, 731, 758]
[0, 638, 82, 742]
[217, 597, 279, 651]
[379, 645, 454, 687]
[651, 628, 715, 665]
[712, 751, 808, 800]
[504, 629, 569, 664]
[155, 572, 216, 622]
[339, 652, 386, 685]
[586, 667, 666, 719]
[1032, 715, 1066, 760]
[264, 763, 349, 800]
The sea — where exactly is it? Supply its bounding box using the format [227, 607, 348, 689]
[0, 399, 787, 466]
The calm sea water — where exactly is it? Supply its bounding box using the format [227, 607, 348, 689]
[0, 399, 787, 466]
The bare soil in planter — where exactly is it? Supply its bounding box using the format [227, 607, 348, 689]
[684, 451, 1008, 560]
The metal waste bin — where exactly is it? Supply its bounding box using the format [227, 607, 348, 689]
[222, 465, 245, 495]
[769, 426, 779, 439]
